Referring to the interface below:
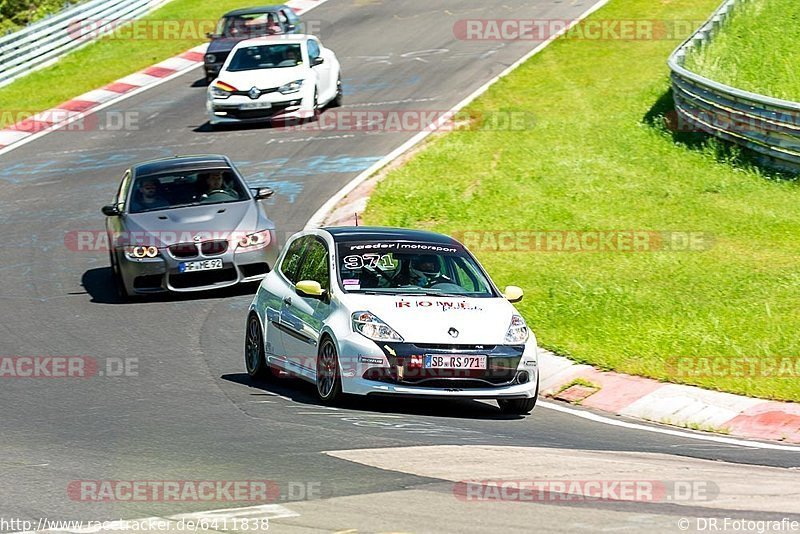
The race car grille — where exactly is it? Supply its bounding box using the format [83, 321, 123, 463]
[201, 240, 228, 256]
[225, 103, 296, 120]
[363, 368, 515, 388]
[413, 344, 498, 351]
[169, 243, 199, 259]
[169, 267, 237, 289]
[231, 87, 279, 97]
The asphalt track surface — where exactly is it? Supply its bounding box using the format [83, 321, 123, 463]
[1, 0, 798, 530]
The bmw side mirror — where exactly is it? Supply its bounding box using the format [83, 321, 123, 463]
[296, 280, 326, 299]
[102, 205, 121, 216]
[252, 187, 274, 200]
[311, 57, 324, 66]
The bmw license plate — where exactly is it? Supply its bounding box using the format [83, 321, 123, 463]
[179, 259, 223, 273]
[424, 355, 487, 369]
[240, 101, 272, 110]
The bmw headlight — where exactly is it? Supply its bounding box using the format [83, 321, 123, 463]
[205, 54, 216, 64]
[505, 314, 529, 344]
[210, 82, 236, 99]
[278, 79, 304, 95]
[124, 246, 159, 259]
[236, 230, 272, 251]
[352, 311, 403, 342]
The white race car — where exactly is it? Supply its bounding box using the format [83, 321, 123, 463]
[207, 34, 342, 125]
[245, 227, 539, 415]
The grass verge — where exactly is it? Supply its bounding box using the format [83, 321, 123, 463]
[684, 0, 800, 101]
[0, 0, 274, 127]
[364, 0, 800, 401]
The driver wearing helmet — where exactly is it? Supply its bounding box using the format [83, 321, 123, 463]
[408, 254, 444, 287]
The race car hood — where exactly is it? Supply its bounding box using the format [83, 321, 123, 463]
[343, 294, 518, 345]
[207, 38, 244, 56]
[118, 201, 260, 247]
[217, 65, 307, 91]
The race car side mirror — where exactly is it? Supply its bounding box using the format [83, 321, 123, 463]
[296, 280, 326, 299]
[102, 205, 121, 216]
[311, 57, 325, 66]
[252, 187, 274, 200]
[503, 285, 524, 303]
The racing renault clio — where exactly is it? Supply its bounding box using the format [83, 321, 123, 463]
[245, 227, 539, 414]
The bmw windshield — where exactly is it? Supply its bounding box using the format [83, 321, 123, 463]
[128, 169, 249, 214]
[336, 240, 498, 297]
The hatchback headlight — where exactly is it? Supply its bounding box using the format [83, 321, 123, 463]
[125, 246, 159, 259]
[210, 82, 235, 99]
[352, 311, 403, 342]
[505, 314, 529, 344]
[236, 230, 271, 251]
[278, 79, 304, 95]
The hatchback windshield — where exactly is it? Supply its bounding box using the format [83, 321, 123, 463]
[228, 44, 303, 71]
[337, 240, 497, 297]
[128, 169, 248, 213]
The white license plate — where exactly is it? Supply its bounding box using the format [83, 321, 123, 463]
[179, 259, 223, 273]
[240, 101, 272, 110]
[424, 355, 487, 369]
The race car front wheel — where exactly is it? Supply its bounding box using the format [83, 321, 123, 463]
[245, 313, 270, 379]
[498, 397, 537, 415]
[316, 337, 342, 405]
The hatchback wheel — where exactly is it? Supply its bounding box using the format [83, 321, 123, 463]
[316, 337, 342, 404]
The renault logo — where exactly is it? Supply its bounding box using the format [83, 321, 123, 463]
[248, 86, 260, 100]
[448, 327, 459, 338]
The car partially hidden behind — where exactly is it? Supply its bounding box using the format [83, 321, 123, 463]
[207, 34, 342, 126]
[245, 227, 539, 414]
[101, 155, 277, 298]
[204, 5, 302, 82]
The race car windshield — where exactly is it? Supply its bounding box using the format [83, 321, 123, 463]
[219, 14, 276, 38]
[228, 44, 303, 71]
[337, 241, 497, 297]
[128, 170, 249, 213]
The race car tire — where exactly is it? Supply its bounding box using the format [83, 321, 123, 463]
[316, 336, 343, 405]
[245, 313, 271, 380]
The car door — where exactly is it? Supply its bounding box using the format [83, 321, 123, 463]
[281, 236, 333, 377]
[307, 38, 333, 101]
[265, 235, 310, 365]
[106, 170, 131, 254]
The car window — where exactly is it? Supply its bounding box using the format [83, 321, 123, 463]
[277, 10, 289, 25]
[220, 13, 275, 38]
[307, 40, 321, 60]
[295, 238, 330, 292]
[452, 258, 480, 292]
[228, 44, 303, 71]
[116, 171, 131, 210]
[128, 169, 248, 214]
[280, 237, 309, 284]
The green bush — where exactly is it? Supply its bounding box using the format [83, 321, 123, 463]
[0, 0, 83, 34]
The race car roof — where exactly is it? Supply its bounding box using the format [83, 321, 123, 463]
[324, 227, 462, 246]
[223, 5, 292, 18]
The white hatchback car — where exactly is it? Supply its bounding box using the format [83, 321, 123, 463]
[207, 34, 342, 125]
[245, 227, 539, 414]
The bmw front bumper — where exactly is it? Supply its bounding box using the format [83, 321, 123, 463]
[117, 238, 278, 294]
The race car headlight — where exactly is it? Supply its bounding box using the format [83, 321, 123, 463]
[125, 246, 159, 259]
[505, 314, 529, 344]
[352, 311, 404, 342]
[236, 230, 271, 251]
[205, 54, 216, 64]
[278, 79, 304, 94]
[210, 82, 236, 99]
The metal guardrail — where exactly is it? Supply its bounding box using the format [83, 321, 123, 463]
[668, 0, 800, 173]
[0, 0, 172, 89]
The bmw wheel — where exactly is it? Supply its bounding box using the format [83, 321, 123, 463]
[109, 250, 129, 300]
[245, 313, 270, 379]
[316, 337, 342, 404]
